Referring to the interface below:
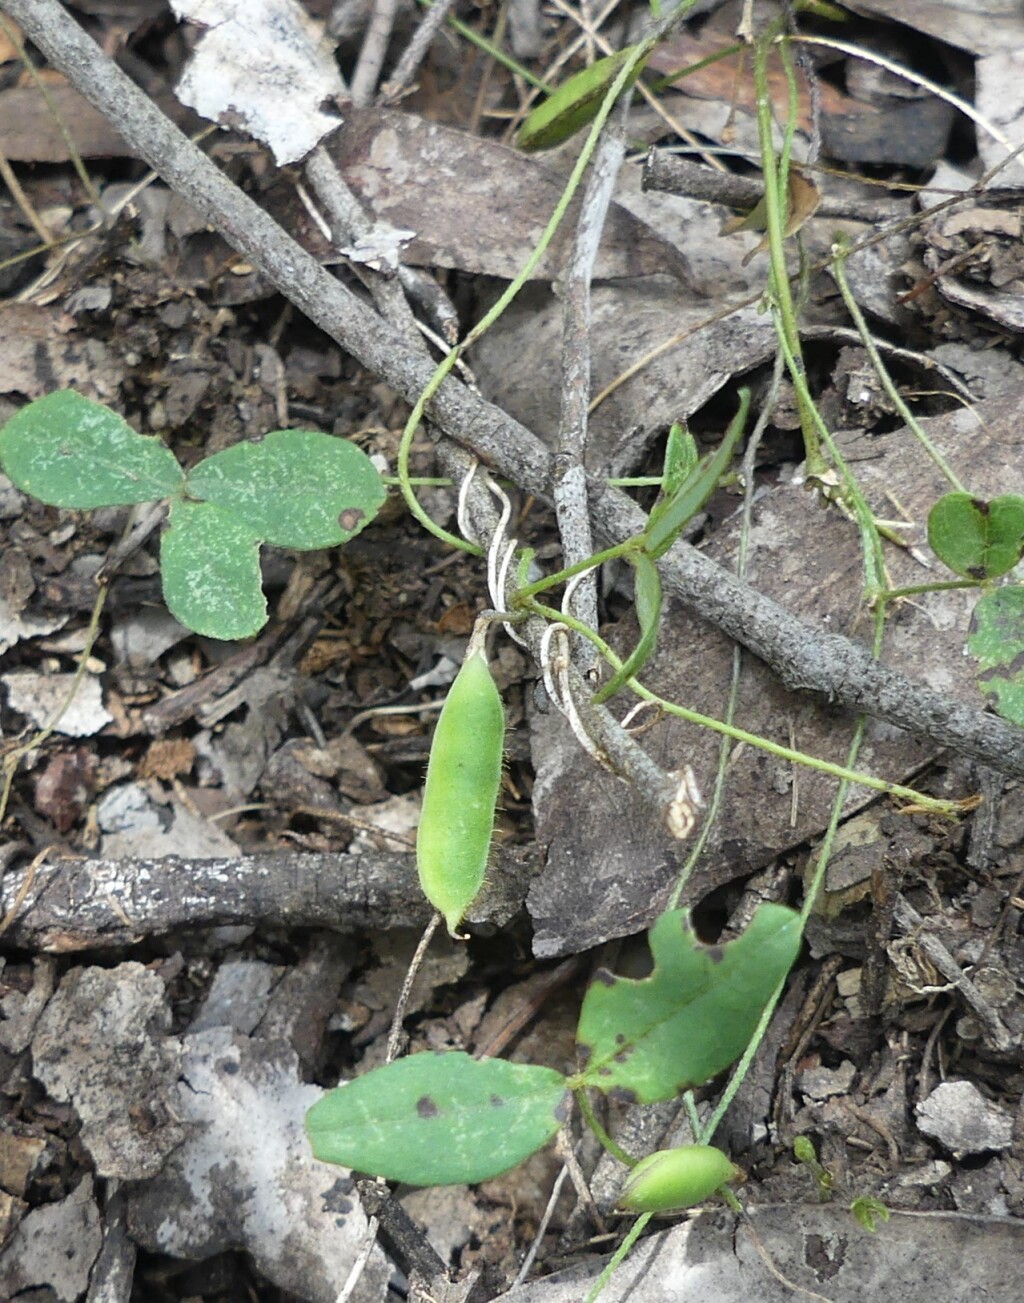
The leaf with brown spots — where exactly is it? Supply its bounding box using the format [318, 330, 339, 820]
[306, 1052, 569, 1186]
[575, 904, 801, 1104]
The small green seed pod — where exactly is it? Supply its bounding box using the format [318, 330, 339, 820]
[417, 647, 504, 937]
[617, 1145, 740, 1214]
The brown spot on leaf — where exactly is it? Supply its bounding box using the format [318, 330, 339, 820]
[490, 1094, 505, 1108]
[416, 1095, 439, 1118]
[706, 945, 725, 964]
[339, 507, 365, 532]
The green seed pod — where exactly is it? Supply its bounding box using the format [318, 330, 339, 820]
[617, 1145, 740, 1214]
[417, 648, 504, 937]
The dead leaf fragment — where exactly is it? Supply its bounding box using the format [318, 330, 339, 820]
[34, 748, 97, 834]
[325, 107, 692, 283]
[171, 0, 345, 165]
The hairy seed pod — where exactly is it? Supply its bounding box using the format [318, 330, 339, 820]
[417, 648, 504, 936]
[617, 1145, 740, 1214]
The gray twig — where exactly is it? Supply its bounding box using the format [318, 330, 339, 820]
[349, 0, 401, 107]
[642, 150, 904, 225]
[379, 0, 458, 103]
[555, 123, 627, 679]
[304, 143, 426, 345]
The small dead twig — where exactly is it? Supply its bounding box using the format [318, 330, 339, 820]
[304, 145, 427, 347]
[555, 116, 629, 681]
[349, 0, 402, 107]
[893, 895, 1013, 1052]
[380, 0, 458, 103]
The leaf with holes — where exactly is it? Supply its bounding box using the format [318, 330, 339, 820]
[184, 428, 385, 549]
[0, 390, 184, 507]
[928, 492, 1024, 581]
[306, 1052, 570, 1186]
[968, 586, 1024, 727]
[160, 500, 265, 640]
[575, 904, 802, 1104]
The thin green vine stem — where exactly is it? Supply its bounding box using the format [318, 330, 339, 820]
[773, 326, 889, 596]
[648, 41, 744, 93]
[526, 598, 960, 814]
[573, 1089, 637, 1168]
[700, 652, 883, 1144]
[753, 26, 826, 479]
[516, 539, 640, 600]
[668, 360, 786, 909]
[830, 235, 967, 494]
[879, 579, 980, 601]
[584, 1214, 653, 1303]
[396, 371, 483, 554]
[380, 475, 451, 487]
[434, 4, 549, 90]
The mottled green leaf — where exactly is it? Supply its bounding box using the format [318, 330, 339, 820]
[660, 422, 699, 500]
[968, 586, 1024, 727]
[928, 492, 1024, 581]
[576, 904, 801, 1103]
[0, 390, 183, 507]
[306, 1053, 570, 1186]
[160, 500, 265, 640]
[184, 429, 385, 549]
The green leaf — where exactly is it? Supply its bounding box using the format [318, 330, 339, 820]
[660, 422, 699, 500]
[160, 500, 266, 640]
[850, 1196, 890, 1233]
[927, 492, 1024, 580]
[0, 390, 183, 507]
[575, 904, 802, 1103]
[592, 552, 662, 703]
[644, 388, 750, 560]
[968, 586, 1024, 726]
[184, 429, 385, 550]
[516, 46, 650, 152]
[306, 1053, 570, 1186]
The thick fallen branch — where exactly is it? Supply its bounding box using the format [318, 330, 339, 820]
[6, 0, 1024, 780]
[0, 838, 532, 950]
[0, 849, 427, 950]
